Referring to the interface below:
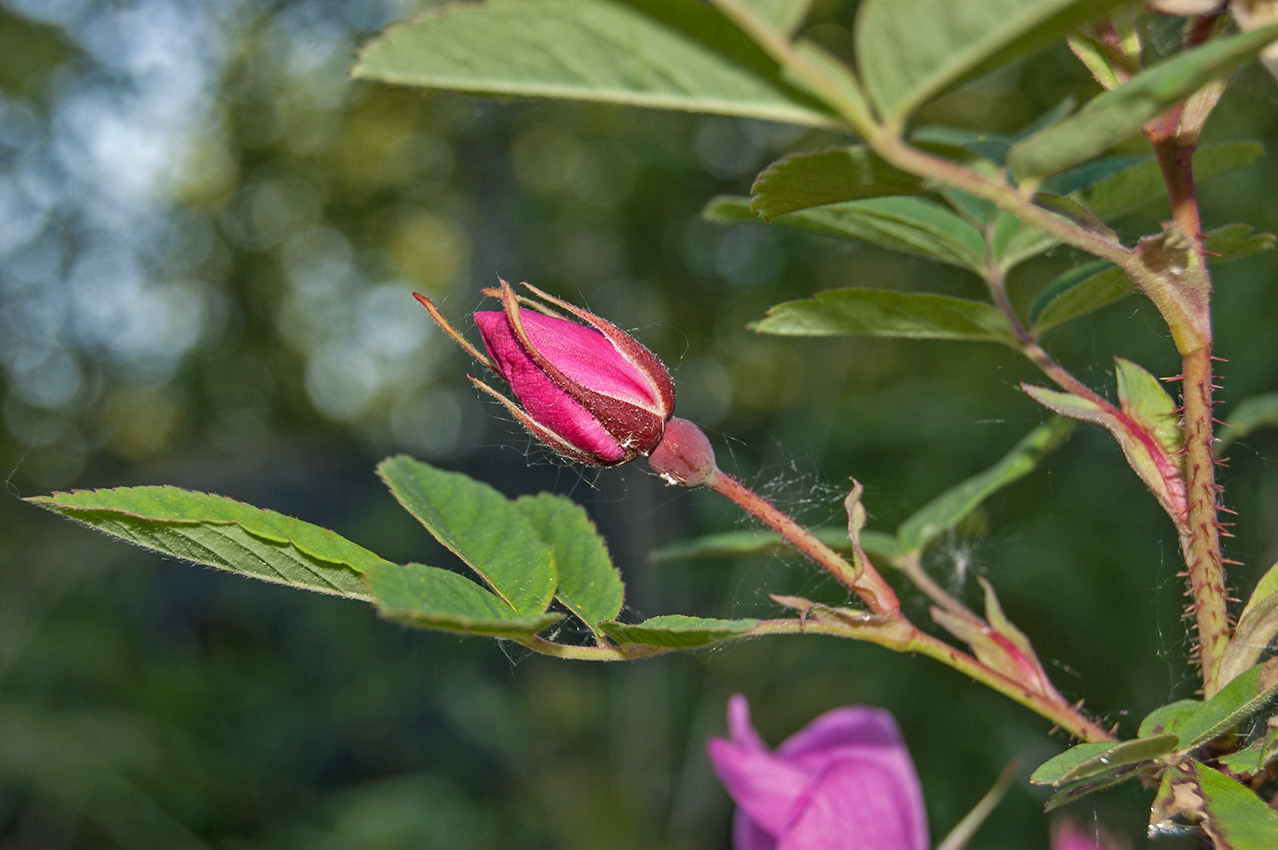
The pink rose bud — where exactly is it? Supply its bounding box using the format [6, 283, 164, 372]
[708, 695, 929, 850]
[414, 279, 675, 466]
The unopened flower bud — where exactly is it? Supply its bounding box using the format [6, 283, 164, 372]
[648, 418, 718, 487]
[415, 279, 675, 466]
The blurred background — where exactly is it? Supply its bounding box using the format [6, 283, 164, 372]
[2, 0, 1277, 847]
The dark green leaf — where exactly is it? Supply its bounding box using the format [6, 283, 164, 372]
[1044, 770, 1141, 811]
[1202, 223, 1277, 264]
[366, 562, 562, 637]
[994, 143, 1264, 269]
[708, 195, 987, 270]
[601, 615, 758, 648]
[750, 147, 924, 219]
[896, 418, 1074, 553]
[1163, 665, 1278, 752]
[1030, 741, 1119, 785]
[1138, 699, 1202, 739]
[27, 486, 382, 599]
[352, 0, 836, 127]
[754, 288, 1016, 343]
[1029, 264, 1131, 334]
[650, 527, 899, 561]
[515, 493, 624, 639]
[1195, 761, 1278, 850]
[377, 456, 557, 616]
[1218, 728, 1278, 777]
[1056, 734, 1178, 784]
[1219, 392, 1278, 452]
[855, 0, 1125, 121]
[1077, 142, 1264, 221]
[1009, 24, 1278, 179]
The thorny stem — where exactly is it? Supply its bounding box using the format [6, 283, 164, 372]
[705, 469, 900, 615]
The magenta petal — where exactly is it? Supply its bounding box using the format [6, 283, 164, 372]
[707, 739, 810, 836]
[733, 809, 778, 850]
[776, 759, 924, 850]
[777, 708, 928, 850]
[1052, 820, 1117, 850]
[727, 694, 769, 752]
[515, 311, 662, 409]
[475, 312, 626, 462]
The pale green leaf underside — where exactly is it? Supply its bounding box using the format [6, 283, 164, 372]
[367, 562, 562, 637]
[1031, 741, 1116, 785]
[352, 0, 836, 127]
[856, 0, 1125, 121]
[754, 288, 1016, 343]
[515, 493, 624, 638]
[28, 487, 380, 599]
[377, 456, 557, 616]
[896, 417, 1074, 553]
[601, 615, 758, 647]
[1222, 557, 1278, 684]
[1010, 23, 1278, 179]
[1219, 392, 1278, 451]
[1195, 761, 1278, 850]
[1055, 734, 1178, 785]
[704, 195, 986, 271]
[717, 0, 812, 36]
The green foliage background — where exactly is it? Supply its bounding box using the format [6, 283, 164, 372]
[2, 0, 1278, 846]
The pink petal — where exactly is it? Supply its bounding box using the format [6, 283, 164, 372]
[1052, 819, 1119, 850]
[728, 694, 770, 753]
[734, 809, 778, 850]
[777, 759, 924, 850]
[499, 310, 662, 410]
[777, 707, 928, 850]
[707, 739, 810, 836]
[475, 312, 626, 462]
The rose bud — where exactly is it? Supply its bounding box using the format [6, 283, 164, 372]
[414, 279, 675, 466]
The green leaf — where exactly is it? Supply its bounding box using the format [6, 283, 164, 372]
[755, 289, 1016, 342]
[27, 486, 381, 599]
[1115, 358, 1182, 459]
[601, 615, 758, 648]
[1023, 382, 1186, 522]
[896, 418, 1074, 553]
[1202, 223, 1278, 264]
[1044, 771, 1140, 811]
[1077, 142, 1265, 222]
[1009, 23, 1278, 180]
[1219, 392, 1278, 451]
[352, 0, 836, 127]
[515, 493, 624, 639]
[1218, 728, 1278, 777]
[750, 147, 925, 219]
[855, 0, 1125, 121]
[377, 456, 557, 616]
[366, 562, 562, 637]
[1195, 761, 1278, 850]
[1162, 664, 1278, 752]
[1029, 263, 1132, 334]
[1030, 741, 1117, 785]
[650, 527, 899, 561]
[1138, 699, 1202, 739]
[1221, 561, 1278, 690]
[714, 0, 812, 36]
[1055, 734, 1179, 785]
[705, 195, 988, 271]
[994, 143, 1264, 269]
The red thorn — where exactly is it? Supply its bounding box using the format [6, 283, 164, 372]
[1162, 375, 1184, 382]
[1218, 506, 1238, 515]
[1222, 558, 1243, 566]
[1210, 355, 1228, 362]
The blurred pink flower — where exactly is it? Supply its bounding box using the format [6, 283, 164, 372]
[415, 279, 674, 466]
[708, 694, 929, 850]
[709, 696, 1128, 850]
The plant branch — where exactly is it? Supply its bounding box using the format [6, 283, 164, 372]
[753, 617, 1115, 742]
[706, 469, 900, 615]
